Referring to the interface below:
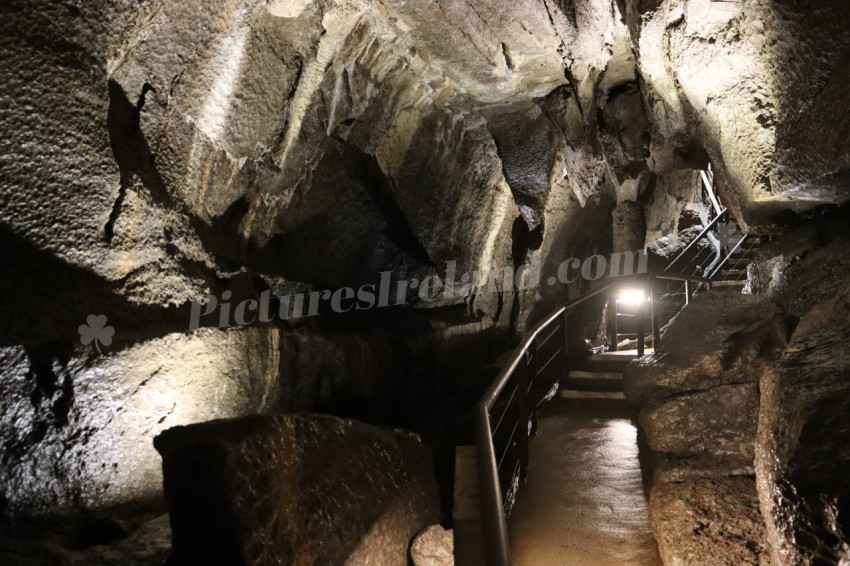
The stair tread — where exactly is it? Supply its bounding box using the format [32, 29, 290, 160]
[586, 352, 637, 362]
[568, 370, 623, 380]
[576, 362, 633, 373]
[560, 390, 627, 400]
[712, 280, 747, 287]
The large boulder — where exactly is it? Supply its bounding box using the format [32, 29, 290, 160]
[640, 382, 760, 461]
[625, 290, 786, 408]
[154, 413, 440, 566]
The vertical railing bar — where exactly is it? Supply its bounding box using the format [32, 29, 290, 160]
[651, 274, 660, 351]
[474, 406, 512, 566]
[516, 347, 531, 480]
[637, 291, 646, 357]
[610, 290, 618, 352]
[496, 421, 519, 471]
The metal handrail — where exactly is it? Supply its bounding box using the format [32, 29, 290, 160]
[701, 169, 723, 216]
[707, 233, 749, 281]
[473, 271, 714, 566]
[664, 209, 728, 273]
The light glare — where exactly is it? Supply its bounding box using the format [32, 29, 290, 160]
[618, 289, 646, 304]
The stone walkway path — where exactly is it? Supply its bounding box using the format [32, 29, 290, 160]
[507, 397, 662, 566]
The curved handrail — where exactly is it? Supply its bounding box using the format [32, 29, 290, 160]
[474, 271, 714, 566]
[478, 273, 710, 412]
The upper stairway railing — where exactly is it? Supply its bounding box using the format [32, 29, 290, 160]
[474, 271, 713, 566]
[658, 167, 751, 332]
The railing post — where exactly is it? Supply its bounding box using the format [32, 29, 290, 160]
[562, 309, 569, 374]
[474, 406, 512, 566]
[516, 345, 532, 480]
[650, 275, 660, 351]
[609, 290, 618, 352]
[637, 297, 646, 357]
[685, 279, 689, 305]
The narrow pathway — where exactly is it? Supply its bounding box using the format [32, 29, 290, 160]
[507, 395, 661, 565]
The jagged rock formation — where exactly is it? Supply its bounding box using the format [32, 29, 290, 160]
[749, 217, 850, 565]
[626, 209, 850, 565]
[625, 290, 787, 565]
[155, 413, 440, 566]
[623, 0, 850, 229]
[1, 0, 849, 563]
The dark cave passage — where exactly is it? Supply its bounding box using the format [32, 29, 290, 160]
[2, 0, 850, 565]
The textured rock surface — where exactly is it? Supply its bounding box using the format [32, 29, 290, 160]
[2, 0, 850, 562]
[411, 524, 454, 566]
[641, 382, 760, 460]
[625, 290, 786, 564]
[650, 477, 770, 566]
[155, 413, 440, 566]
[643, 170, 702, 244]
[757, 296, 850, 565]
[624, 0, 850, 229]
[0, 327, 279, 516]
[748, 220, 850, 565]
[625, 291, 786, 407]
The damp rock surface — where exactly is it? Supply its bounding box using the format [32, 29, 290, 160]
[154, 413, 441, 566]
[757, 293, 850, 565]
[624, 290, 786, 564]
[650, 477, 770, 566]
[0, 327, 280, 516]
[625, 290, 787, 407]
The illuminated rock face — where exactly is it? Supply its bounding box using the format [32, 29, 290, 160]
[625, 212, 850, 565]
[0, 328, 280, 516]
[625, 291, 787, 565]
[154, 413, 440, 566]
[623, 0, 850, 229]
[1, 0, 849, 562]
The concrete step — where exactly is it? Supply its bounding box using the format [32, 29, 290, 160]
[560, 389, 627, 400]
[567, 370, 623, 391]
[712, 280, 747, 287]
[730, 251, 758, 259]
[576, 357, 634, 374]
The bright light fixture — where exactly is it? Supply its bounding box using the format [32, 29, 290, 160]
[618, 289, 646, 304]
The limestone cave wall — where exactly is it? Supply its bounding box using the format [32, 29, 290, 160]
[1, 0, 849, 563]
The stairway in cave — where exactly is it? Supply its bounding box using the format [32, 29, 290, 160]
[507, 351, 662, 565]
[714, 234, 764, 286]
[561, 350, 639, 400]
[455, 351, 662, 564]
